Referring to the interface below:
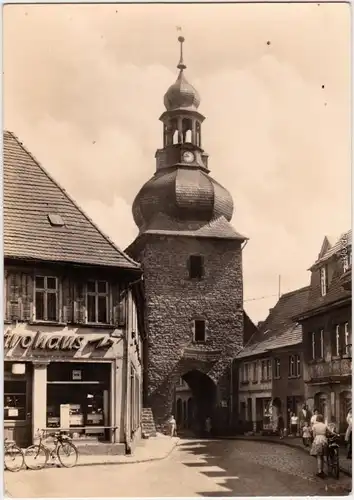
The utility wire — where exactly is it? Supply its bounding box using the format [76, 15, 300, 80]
[244, 293, 279, 303]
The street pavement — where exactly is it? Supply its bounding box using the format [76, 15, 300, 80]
[5, 439, 352, 497]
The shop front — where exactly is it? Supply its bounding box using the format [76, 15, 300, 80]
[4, 325, 124, 447]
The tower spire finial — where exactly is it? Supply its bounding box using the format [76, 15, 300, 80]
[177, 35, 186, 71]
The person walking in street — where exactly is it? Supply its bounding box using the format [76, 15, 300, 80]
[345, 408, 352, 459]
[168, 415, 177, 437]
[205, 416, 212, 437]
[310, 414, 335, 478]
[277, 414, 285, 439]
[290, 413, 298, 436]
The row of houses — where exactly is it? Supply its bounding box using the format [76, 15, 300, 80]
[235, 231, 352, 434]
[3, 130, 146, 451]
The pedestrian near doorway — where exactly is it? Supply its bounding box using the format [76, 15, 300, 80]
[277, 414, 285, 439]
[168, 415, 177, 437]
[310, 409, 319, 428]
[290, 413, 298, 436]
[205, 416, 212, 437]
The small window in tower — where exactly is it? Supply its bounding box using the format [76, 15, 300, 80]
[188, 255, 204, 279]
[193, 319, 206, 343]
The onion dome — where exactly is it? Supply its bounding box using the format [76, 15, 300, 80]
[132, 168, 234, 231]
[163, 36, 201, 111]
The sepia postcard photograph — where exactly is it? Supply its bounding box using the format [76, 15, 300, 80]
[2, 1, 352, 497]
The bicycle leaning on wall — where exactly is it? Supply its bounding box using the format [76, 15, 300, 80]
[24, 429, 78, 470]
[4, 437, 25, 472]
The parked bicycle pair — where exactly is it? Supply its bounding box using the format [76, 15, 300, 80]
[4, 430, 78, 472]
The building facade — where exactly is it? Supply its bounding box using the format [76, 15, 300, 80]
[236, 287, 309, 433]
[3, 131, 145, 449]
[296, 232, 352, 432]
[126, 37, 246, 433]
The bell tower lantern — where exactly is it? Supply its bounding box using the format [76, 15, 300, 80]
[156, 36, 209, 173]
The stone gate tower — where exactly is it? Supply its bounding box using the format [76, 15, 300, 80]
[126, 37, 246, 432]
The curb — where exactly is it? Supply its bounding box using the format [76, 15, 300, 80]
[217, 436, 352, 478]
[74, 438, 180, 468]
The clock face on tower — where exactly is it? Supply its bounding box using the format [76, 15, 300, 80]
[182, 151, 195, 163]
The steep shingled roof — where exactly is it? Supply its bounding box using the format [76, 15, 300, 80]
[4, 131, 139, 270]
[312, 230, 352, 269]
[236, 286, 310, 359]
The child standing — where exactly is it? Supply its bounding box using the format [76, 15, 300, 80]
[302, 423, 311, 447]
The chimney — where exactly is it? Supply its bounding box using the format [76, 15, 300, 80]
[269, 308, 274, 315]
[257, 321, 264, 329]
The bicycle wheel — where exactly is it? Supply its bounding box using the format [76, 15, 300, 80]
[4, 444, 24, 472]
[24, 445, 48, 470]
[332, 451, 340, 479]
[57, 442, 78, 468]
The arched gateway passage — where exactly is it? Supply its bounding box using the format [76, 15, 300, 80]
[174, 370, 217, 436]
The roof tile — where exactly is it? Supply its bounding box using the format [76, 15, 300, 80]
[4, 131, 139, 270]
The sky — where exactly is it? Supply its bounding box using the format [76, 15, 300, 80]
[3, 2, 351, 323]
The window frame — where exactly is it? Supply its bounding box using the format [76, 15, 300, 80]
[85, 280, 110, 325]
[319, 329, 324, 359]
[193, 319, 206, 343]
[311, 332, 316, 360]
[320, 266, 328, 296]
[288, 355, 295, 377]
[335, 324, 340, 357]
[34, 275, 59, 322]
[188, 255, 204, 280]
[295, 354, 301, 377]
[344, 322, 351, 355]
[252, 361, 258, 383]
[242, 363, 250, 383]
[274, 358, 280, 379]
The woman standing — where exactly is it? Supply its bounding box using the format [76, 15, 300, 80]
[310, 414, 333, 478]
[345, 409, 352, 459]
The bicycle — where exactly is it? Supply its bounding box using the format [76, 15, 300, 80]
[4, 437, 25, 472]
[327, 433, 340, 479]
[24, 429, 78, 470]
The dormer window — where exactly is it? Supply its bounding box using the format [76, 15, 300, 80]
[320, 266, 328, 296]
[343, 248, 352, 272]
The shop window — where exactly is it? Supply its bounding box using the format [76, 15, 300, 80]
[35, 276, 58, 321]
[274, 358, 280, 379]
[188, 255, 204, 279]
[4, 381, 26, 421]
[193, 319, 206, 343]
[86, 280, 109, 324]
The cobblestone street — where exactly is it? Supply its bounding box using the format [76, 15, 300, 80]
[5, 439, 352, 497]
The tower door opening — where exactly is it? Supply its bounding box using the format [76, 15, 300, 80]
[174, 370, 216, 436]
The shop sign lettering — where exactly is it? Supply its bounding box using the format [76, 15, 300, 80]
[4, 331, 114, 351]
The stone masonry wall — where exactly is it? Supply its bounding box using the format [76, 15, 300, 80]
[131, 234, 244, 427]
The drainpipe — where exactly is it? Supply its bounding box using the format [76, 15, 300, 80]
[229, 358, 234, 427]
[124, 284, 131, 454]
